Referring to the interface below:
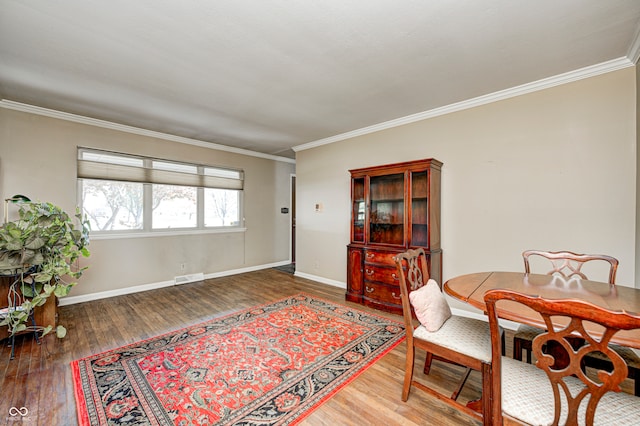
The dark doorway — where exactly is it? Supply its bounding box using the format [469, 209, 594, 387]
[291, 175, 296, 265]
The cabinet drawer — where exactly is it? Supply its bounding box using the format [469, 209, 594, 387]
[363, 265, 401, 285]
[363, 282, 403, 305]
[364, 250, 399, 266]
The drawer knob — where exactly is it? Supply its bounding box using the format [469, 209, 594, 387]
[366, 253, 374, 258]
[365, 286, 374, 293]
[391, 292, 401, 300]
[365, 269, 374, 276]
[392, 273, 398, 280]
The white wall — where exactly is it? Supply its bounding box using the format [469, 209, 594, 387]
[0, 108, 296, 298]
[295, 68, 637, 292]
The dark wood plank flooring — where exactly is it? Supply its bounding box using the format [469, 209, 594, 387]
[1, 269, 491, 425]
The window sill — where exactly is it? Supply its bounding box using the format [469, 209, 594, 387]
[89, 227, 247, 240]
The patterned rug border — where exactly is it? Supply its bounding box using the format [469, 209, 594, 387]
[288, 296, 405, 424]
[71, 293, 406, 425]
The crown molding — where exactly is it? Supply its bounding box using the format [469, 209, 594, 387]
[0, 99, 296, 164]
[628, 24, 640, 65]
[3, 54, 634, 160]
[293, 57, 634, 153]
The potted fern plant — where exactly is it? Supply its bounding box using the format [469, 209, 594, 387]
[0, 199, 90, 339]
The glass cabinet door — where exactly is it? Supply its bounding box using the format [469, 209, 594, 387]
[411, 171, 428, 247]
[352, 178, 365, 242]
[369, 173, 404, 245]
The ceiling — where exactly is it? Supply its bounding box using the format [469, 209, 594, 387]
[1, 1, 640, 160]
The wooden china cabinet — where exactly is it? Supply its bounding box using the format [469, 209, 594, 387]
[346, 158, 442, 314]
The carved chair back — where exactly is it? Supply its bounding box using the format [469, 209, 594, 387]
[523, 250, 618, 284]
[485, 288, 640, 425]
[394, 247, 430, 334]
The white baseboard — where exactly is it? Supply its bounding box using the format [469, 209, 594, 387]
[204, 260, 290, 279]
[59, 260, 293, 306]
[294, 271, 346, 289]
[59, 279, 175, 306]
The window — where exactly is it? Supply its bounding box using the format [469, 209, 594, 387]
[77, 148, 244, 234]
[82, 179, 144, 231]
[205, 188, 240, 226]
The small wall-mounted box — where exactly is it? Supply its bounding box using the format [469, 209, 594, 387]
[281, 207, 289, 214]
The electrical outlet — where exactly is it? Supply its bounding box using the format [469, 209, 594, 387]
[313, 260, 320, 270]
[180, 263, 186, 271]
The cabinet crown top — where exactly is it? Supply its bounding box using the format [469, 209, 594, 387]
[349, 158, 442, 175]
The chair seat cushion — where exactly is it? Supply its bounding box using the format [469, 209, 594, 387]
[515, 325, 640, 372]
[409, 278, 452, 332]
[514, 323, 545, 340]
[501, 356, 640, 425]
[413, 315, 493, 362]
[585, 344, 640, 369]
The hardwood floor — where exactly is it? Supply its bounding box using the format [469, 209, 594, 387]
[0, 269, 488, 425]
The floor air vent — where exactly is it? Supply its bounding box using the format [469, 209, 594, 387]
[174, 272, 205, 285]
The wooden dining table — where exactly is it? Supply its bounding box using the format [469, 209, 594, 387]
[444, 271, 640, 349]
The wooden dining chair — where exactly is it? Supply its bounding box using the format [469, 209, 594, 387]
[513, 250, 640, 396]
[514, 250, 618, 363]
[485, 288, 640, 425]
[394, 248, 499, 425]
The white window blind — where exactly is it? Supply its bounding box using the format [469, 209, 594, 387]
[77, 148, 244, 190]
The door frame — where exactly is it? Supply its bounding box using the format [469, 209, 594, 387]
[290, 174, 296, 264]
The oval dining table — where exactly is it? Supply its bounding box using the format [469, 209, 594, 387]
[443, 271, 640, 349]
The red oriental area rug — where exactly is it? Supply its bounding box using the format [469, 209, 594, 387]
[71, 294, 405, 425]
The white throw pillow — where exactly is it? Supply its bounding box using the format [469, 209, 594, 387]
[408, 278, 452, 332]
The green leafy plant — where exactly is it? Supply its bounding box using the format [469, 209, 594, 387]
[0, 201, 90, 338]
